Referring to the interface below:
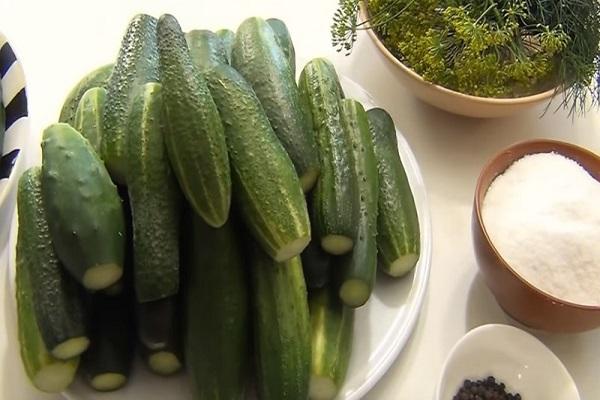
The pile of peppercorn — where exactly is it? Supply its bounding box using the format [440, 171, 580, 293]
[453, 376, 521, 400]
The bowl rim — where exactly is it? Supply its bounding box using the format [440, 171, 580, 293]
[359, 3, 559, 105]
[474, 138, 600, 311]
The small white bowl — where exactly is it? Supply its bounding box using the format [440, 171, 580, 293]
[435, 324, 580, 400]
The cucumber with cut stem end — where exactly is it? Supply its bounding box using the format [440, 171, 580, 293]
[186, 29, 228, 69]
[266, 18, 296, 77]
[74, 87, 106, 154]
[367, 108, 420, 277]
[216, 28, 235, 64]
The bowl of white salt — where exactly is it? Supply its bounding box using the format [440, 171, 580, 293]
[473, 139, 600, 333]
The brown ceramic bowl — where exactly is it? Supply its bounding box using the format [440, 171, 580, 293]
[473, 139, 600, 332]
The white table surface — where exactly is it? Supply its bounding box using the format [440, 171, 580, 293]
[1, 0, 599, 399]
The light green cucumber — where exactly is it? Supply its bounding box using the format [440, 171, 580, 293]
[41, 123, 126, 291]
[185, 29, 228, 69]
[266, 18, 296, 77]
[73, 87, 106, 154]
[232, 17, 319, 192]
[204, 63, 310, 262]
[299, 58, 355, 255]
[102, 14, 159, 184]
[158, 14, 231, 228]
[127, 82, 181, 303]
[216, 28, 235, 64]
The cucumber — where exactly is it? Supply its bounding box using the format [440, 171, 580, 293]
[251, 249, 311, 400]
[204, 63, 310, 262]
[367, 108, 420, 277]
[137, 296, 182, 376]
[158, 14, 231, 228]
[216, 28, 235, 64]
[73, 87, 106, 154]
[309, 287, 354, 400]
[59, 63, 113, 126]
[82, 292, 134, 392]
[232, 17, 319, 192]
[299, 58, 355, 255]
[266, 18, 296, 77]
[127, 82, 181, 303]
[16, 223, 79, 393]
[16, 167, 89, 360]
[185, 29, 228, 69]
[41, 123, 126, 291]
[186, 215, 249, 399]
[102, 14, 159, 184]
[336, 100, 379, 308]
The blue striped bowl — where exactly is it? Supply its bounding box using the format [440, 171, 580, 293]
[0, 31, 29, 247]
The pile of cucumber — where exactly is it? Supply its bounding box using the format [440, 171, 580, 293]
[15, 13, 420, 400]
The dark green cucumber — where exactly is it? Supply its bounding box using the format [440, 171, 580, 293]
[186, 214, 249, 399]
[82, 292, 134, 392]
[367, 108, 420, 277]
[59, 63, 113, 126]
[336, 100, 379, 308]
[41, 123, 126, 291]
[158, 14, 231, 228]
[16, 167, 89, 360]
[16, 223, 79, 393]
[232, 17, 319, 192]
[216, 28, 235, 64]
[137, 296, 182, 376]
[204, 64, 310, 262]
[127, 82, 181, 303]
[299, 58, 355, 255]
[309, 287, 354, 400]
[266, 18, 296, 77]
[74, 87, 106, 154]
[185, 29, 228, 69]
[251, 250, 311, 400]
[102, 14, 159, 184]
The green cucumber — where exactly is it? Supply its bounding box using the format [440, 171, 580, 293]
[126, 82, 181, 302]
[16, 167, 89, 360]
[73, 87, 106, 154]
[266, 18, 296, 77]
[309, 287, 354, 400]
[137, 296, 182, 376]
[251, 250, 311, 400]
[367, 108, 420, 277]
[232, 17, 319, 192]
[204, 63, 310, 262]
[216, 28, 235, 64]
[299, 58, 355, 255]
[185, 29, 228, 69]
[102, 14, 159, 184]
[158, 14, 231, 228]
[41, 123, 126, 291]
[336, 100, 379, 308]
[186, 215, 249, 399]
[16, 223, 79, 393]
[59, 63, 113, 126]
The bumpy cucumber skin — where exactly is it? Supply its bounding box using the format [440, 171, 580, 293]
[158, 14, 231, 228]
[74, 87, 107, 154]
[232, 17, 319, 192]
[127, 82, 181, 302]
[299, 58, 356, 252]
[204, 64, 310, 261]
[185, 30, 228, 69]
[216, 28, 235, 64]
[367, 108, 420, 277]
[266, 18, 296, 77]
[251, 250, 311, 400]
[17, 167, 88, 357]
[59, 63, 113, 126]
[186, 215, 248, 400]
[337, 100, 379, 307]
[41, 123, 126, 290]
[102, 14, 159, 184]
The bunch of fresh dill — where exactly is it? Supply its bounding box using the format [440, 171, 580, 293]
[332, 0, 600, 114]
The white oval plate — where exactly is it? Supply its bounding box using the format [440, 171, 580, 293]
[6, 77, 432, 400]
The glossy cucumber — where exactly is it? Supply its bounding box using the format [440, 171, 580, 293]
[266, 18, 296, 77]
[185, 29, 228, 69]
[74, 86, 106, 154]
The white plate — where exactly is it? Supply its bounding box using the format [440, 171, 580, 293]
[6, 77, 432, 400]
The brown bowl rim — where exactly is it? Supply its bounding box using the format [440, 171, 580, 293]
[474, 138, 600, 311]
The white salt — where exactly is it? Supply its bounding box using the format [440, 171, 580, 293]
[482, 152, 600, 306]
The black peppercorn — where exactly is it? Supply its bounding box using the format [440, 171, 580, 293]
[453, 376, 521, 400]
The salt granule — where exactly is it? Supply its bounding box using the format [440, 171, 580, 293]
[482, 152, 600, 306]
